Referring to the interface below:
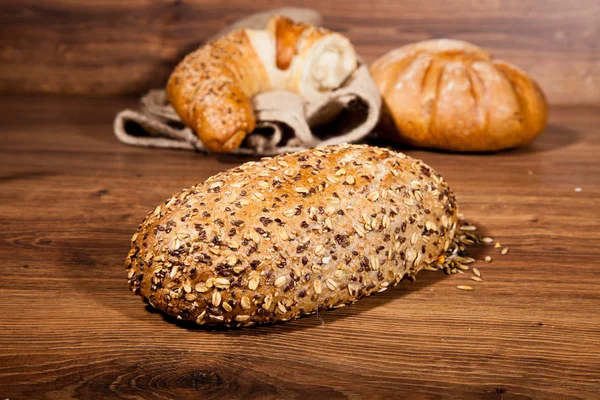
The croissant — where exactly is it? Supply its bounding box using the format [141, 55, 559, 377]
[370, 39, 548, 152]
[167, 16, 357, 152]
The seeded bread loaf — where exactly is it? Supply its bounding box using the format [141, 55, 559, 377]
[125, 144, 459, 327]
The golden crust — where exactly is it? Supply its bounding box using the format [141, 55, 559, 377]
[270, 16, 309, 70]
[370, 39, 548, 152]
[167, 30, 270, 153]
[125, 144, 459, 327]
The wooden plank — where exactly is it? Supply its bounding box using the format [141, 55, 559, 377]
[0, 95, 599, 398]
[0, 0, 599, 104]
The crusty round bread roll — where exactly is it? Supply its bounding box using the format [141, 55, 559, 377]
[370, 39, 548, 152]
[167, 16, 357, 153]
[125, 144, 459, 327]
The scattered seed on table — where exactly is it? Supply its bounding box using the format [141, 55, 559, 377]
[472, 268, 481, 277]
[501, 247, 509, 255]
[471, 276, 484, 282]
[482, 237, 494, 243]
[495, 242, 502, 249]
[457, 285, 474, 291]
[575, 187, 582, 192]
[485, 256, 492, 262]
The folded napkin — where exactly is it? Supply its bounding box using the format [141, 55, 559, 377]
[114, 8, 381, 156]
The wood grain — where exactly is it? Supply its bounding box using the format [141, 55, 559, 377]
[0, 0, 599, 104]
[0, 95, 599, 398]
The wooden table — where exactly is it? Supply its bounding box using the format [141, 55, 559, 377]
[1, 96, 599, 399]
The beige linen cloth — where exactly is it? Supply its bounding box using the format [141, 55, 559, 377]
[113, 8, 381, 156]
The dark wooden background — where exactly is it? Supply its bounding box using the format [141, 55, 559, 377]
[1, 0, 599, 104]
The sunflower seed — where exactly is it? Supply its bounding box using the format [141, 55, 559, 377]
[406, 249, 417, 263]
[457, 285, 474, 291]
[501, 247, 509, 255]
[470, 276, 484, 282]
[262, 294, 273, 310]
[278, 228, 290, 241]
[274, 275, 288, 287]
[314, 280, 322, 294]
[485, 256, 492, 262]
[211, 290, 221, 306]
[472, 268, 481, 277]
[225, 255, 237, 266]
[195, 282, 208, 293]
[185, 293, 196, 301]
[371, 217, 380, 230]
[235, 315, 250, 322]
[214, 277, 231, 289]
[326, 278, 338, 290]
[277, 302, 287, 313]
[325, 217, 333, 230]
[370, 256, 380, 271]
[382, 214, 390, 228]
[482, 237, 494, 243]
[411, 232, 419, 245]
[248, 276, 260, 290]
[182, 281, 192, 294]
[354, 225, 366, 237]
[283, 208, 297, 218]
[241, 296, 251, 309]
[367, 192, 380, 202]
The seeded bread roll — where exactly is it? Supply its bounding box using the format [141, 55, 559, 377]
[125, 144, 458, 327]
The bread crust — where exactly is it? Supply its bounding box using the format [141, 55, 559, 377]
[370, 39, 548, 152]
[271, 16, 309, 70]
[167, 30, 269, 153]
[125, 144, 458, 327]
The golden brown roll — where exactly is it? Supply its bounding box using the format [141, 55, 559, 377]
[370, 39, 548, 152]
[167, 16, 357, 153]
